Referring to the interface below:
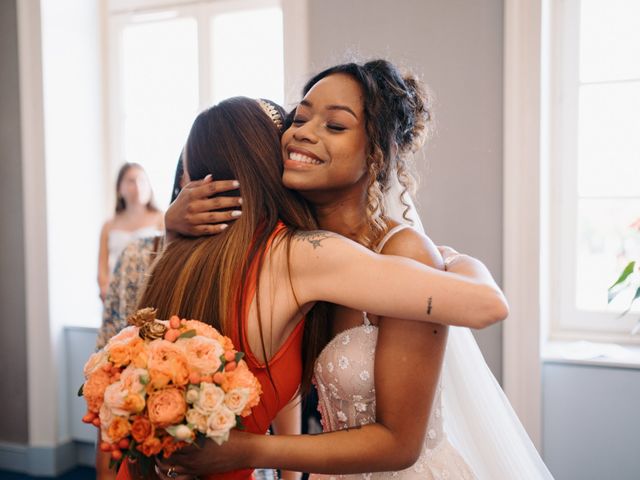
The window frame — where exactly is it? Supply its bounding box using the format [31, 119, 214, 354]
[104, 0, 307, 209]
[547, 0, 640, 344]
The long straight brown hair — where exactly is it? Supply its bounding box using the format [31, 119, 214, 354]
[138, 97, 327, 397]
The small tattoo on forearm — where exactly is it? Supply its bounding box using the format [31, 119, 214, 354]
[427, 297, 433, 315]
[295, 230, 334, 249]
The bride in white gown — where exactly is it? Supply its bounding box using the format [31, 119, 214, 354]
[311, 174, 553, 480]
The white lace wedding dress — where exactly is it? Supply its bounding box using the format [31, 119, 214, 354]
[310, 226, 477, 480]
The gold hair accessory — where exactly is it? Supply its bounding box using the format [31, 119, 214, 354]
[257, 99, 283, 131]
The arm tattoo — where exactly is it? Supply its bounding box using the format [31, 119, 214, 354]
[295, 230, 335, 249]
[427, 296, 433, 315]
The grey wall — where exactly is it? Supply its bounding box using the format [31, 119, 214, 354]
[0, 0, 29, 444]
[307, 0, 504, 380]
[543, 362, 640, 479]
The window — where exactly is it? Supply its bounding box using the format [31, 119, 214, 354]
[548, 0, 640, 341]
[108, 0, 286, 207]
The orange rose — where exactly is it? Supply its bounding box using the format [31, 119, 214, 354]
[137, 436, 162, 457]
[83, 369, 112, 413]
[220, 361, 261, 416]
[106, 416, 131, 443]
[161, 435, 187, 458]
[109, 337, 144, 368]
[147, 388, 186, 427]
[130, 416, 154, 443]
[147, 340, 189, 388]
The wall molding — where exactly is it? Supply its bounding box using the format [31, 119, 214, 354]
[502, 0, 544, 448]
[0, 441, 83, 476]
[17, 0, 58, 447]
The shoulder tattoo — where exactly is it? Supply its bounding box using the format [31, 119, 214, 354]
[294, 230, 335, 249]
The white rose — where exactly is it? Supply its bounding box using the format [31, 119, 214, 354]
[206, 406, 237, 445]
[186, 408, 208, 434]
[195, 383, 225, 413]
[120, 366, 148, 394]
[166, 424, 195, 442]
[224, 388, 249, 415]
[185, 385, 200, 404]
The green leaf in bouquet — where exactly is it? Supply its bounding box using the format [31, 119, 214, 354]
[608, 261, 636, 303]
[617, 286, 640, 318]
[235, 416, 245, 430]
[234, 352, 245, 363]
[77, 384, 84, 397]
[178, 329, 197, 339]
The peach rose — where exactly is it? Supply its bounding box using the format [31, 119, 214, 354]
[103, 380, 144, 416]
[224, 388, 249, 415]
[83, 350, 108, 378]
[130, 416, 154, 443]
[110, 326, 139, 344]
[185, 408, 208, 433]
[108, 337, 144, 368]
[206, 406, 237, 445]
[147, 388, 186, 427]
[177, 336, 223, 376]
[147, 340, 189, 388]
[194, 383, 225, 414]
[138, 435, 162, 457]
[182, 320, 222, 340]
[83, 369, 112, 413]
[106, 416, 131, 443]
[221, 361, 261, 416]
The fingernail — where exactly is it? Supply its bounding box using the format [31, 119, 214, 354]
[231, 210, 242, 218]
[205, 174, 212, 181]
[232, 180, 240, 187]
[220, 224, 228, 230]
[238, 198, 243, 205]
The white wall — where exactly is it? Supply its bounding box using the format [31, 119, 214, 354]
[40, 0, 106, 442]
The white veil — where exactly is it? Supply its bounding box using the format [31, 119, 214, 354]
[384, 176, 554, 479]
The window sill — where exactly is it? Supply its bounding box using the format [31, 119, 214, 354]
[542, 340, 640, 370]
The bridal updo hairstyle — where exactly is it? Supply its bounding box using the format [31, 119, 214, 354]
[300, 59, 433, 247]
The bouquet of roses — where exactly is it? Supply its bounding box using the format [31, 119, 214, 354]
[79, 308, 261, 470]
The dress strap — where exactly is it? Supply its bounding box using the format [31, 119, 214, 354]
[374, 224, 410, 253]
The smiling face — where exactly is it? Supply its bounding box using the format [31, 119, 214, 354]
[281, 73, 369, 198]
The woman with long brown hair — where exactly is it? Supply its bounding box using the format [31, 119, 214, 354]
[116, 94, 507, 480]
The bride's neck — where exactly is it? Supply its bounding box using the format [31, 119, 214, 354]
[312, 194, 368, 243]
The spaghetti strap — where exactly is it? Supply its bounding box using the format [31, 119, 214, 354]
[374, 224, 410, 253]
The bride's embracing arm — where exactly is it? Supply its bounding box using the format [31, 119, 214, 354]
[289, 230, 508, 329]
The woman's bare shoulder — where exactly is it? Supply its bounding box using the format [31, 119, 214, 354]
[379, 226, 444, 270]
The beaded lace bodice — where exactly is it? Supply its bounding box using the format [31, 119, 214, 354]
[311, 226, 476, 480]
